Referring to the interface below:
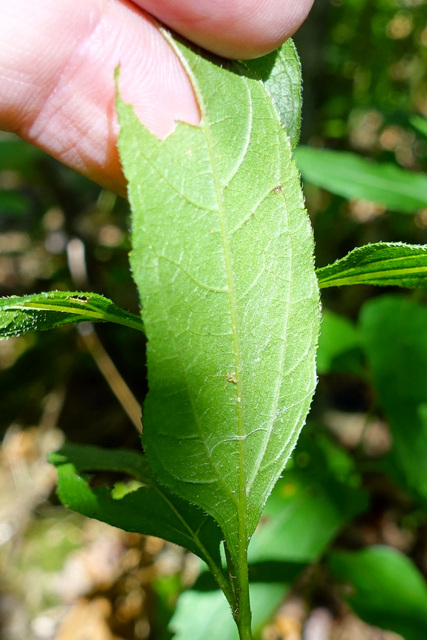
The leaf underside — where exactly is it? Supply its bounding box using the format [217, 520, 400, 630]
[0, 291, 143, 338]
[241, 39, 302, 149]
[117, 35, 320, 564]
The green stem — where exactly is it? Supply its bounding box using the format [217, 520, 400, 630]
[226, 543, 253, 640]
[235, 556, 253, 640]
[237, 619, 253, 640]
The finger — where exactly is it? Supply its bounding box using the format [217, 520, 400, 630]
[0, 0, 200, 195]
[135, 0, 315, 59]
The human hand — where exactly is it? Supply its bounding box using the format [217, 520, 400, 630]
[0, 0, 315, 196]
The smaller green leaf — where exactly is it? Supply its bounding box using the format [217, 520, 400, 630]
[50, 443, 151, 483]
[50, 443, 225, 576]
[317, 242, 427, 289]
[329, 546, 427, 640]
[296, 147, 427, 213]
[0, 291, 144, 339]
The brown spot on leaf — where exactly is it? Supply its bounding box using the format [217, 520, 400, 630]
[69, 295, 89, 303]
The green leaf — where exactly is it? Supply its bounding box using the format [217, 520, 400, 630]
[241, 39, 302, 148]
[0, 291, 144, 338]
[317, 242, 427, 290]
[171, 588, 238, 640]
[249, 425, 368, 564]
[317, 311, 362, 375]
[360, 295, 427, 499]
[329, 546, 427, 640]
[49, 442, 225, 574]
[170, 427, 367, 640]
[248, 470, 367, 565]
[411, 115, 427, 138]
[117, 35, 320, 568]
[170, 580, 295, 640]
[295, 147, 427, 213]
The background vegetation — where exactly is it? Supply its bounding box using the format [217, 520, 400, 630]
[0, 0, 426, 638]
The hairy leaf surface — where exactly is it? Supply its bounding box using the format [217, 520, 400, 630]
[317, 242, 427, 289]
[117, 36, 320, 564]
[242, 39, 302, 148]
[0, 291, 143, 338]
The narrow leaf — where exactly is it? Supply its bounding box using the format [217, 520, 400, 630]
[50, 442, 225, 576]
[295, 147, 427, 213]
[117, 35, 320, 568]
[0, 291, 143, 338]
[317, 242, 427, 289]
[242, 39, 302, 148]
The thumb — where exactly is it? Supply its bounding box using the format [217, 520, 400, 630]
[0, 0, 200, 196]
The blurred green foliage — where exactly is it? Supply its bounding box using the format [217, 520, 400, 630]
[296, 0, 427, 284]
[329, 546, 427, 640]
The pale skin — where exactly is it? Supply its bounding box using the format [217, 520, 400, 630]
[0, 0, 315, 196]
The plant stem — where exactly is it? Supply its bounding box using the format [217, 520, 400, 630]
[226, 543, 253, 640]
[237, 621, 253, 640]
[235, 559, 253, 640]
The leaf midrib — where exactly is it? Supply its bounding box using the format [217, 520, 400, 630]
[152, 483, 233, 603]
[185, 52, 250, 551]
[200, 84, 248, 546]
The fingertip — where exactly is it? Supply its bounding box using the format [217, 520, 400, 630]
[1, 0, 200, 195]
[136, 0, 315, 58]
